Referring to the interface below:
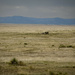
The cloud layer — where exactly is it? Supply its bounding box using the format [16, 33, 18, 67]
[0, 0, 75, 18]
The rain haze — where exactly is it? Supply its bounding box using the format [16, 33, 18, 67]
[0, 0, 75, 19]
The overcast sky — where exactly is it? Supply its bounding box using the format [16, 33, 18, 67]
[0, 0, 75, 18]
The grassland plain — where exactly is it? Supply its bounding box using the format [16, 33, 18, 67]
[0, 24, 75, 75]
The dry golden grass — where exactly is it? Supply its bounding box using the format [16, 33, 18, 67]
[0, 24, 75, 62]
[0, 24, 75, 33]
[0, 24, 75, 75]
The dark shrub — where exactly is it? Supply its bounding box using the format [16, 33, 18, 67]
[52, 45, 54, 47]
[67, 45, 73, 48]
[9, 58, 25, 66]
[73, 66, 75, 68]
[45, 32, 49, 34]
[24, 43, 27, 45]
[9, 58, 18, 65]
[42, 32, 49, 34]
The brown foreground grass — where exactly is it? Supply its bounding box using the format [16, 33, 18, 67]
[0, 24, 75, 75]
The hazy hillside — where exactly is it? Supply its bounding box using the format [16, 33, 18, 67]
[0, 16, 75, 25]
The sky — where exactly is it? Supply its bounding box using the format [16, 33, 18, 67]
[0, 0, 75, 19]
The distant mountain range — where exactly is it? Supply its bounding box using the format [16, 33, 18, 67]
[0, 16, 75, 25]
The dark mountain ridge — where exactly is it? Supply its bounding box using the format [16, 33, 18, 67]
[0, 16, 75, 25]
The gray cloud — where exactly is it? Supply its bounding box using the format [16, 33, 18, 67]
[0, 0, 75, 18]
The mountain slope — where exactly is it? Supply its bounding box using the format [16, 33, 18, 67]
[0, 16, 75, 25]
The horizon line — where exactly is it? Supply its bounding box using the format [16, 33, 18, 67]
[0, 16, 75, 19]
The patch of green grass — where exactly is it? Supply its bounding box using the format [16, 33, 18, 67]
[59, 44, 75, 48]
[1, 61, 75, 75]
[29, 66, 35, 70]
[49, 71, 68, 75]
[59, 44, 66, 48]
[67, 45, 75, 48]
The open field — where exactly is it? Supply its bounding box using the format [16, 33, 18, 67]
[0, 24, 75, 75]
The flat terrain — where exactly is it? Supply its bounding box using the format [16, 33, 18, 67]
[0, 24, 75, 75]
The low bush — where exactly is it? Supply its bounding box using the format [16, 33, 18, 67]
[52, 45, 54, 47]
[73, 66, 75, 68]
[67, 45, 75, 48]
[42, 31, 49, 34]
[9, 58, 25, 66]
[24, 43, 27, 45]
[9, 58, 18, 65]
